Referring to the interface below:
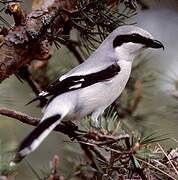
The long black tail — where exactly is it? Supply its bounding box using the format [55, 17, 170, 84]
[10, 114, 61, 166]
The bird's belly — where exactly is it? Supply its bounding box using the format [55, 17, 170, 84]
[76, 63, 131, 117]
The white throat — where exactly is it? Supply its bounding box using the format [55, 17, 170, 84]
[115, 46, 137, 63]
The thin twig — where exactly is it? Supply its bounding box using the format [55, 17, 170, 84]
[137, 157, 177, 180]
[157, 143, 178, 176]
[65, 41, 84, 64]
[18, 66, 48, 107]
[90, 146, 108, 163]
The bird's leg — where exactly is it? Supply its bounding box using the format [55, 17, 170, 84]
[90, 114, 100, 130]
[90, 108, 105, 130]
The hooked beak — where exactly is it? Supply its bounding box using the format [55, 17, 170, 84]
[146, 39, 164, 50]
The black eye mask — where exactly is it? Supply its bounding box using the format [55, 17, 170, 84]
[113, 33, 164, 49]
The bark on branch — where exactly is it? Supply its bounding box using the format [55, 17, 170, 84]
[0, 107, 82, 137]
[0, 0, 75, 82]
[0, 107, 39, 125]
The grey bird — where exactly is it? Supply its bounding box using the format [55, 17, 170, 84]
[10, 25, 164, 166]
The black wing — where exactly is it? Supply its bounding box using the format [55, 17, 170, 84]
[27, 63, 120, 104]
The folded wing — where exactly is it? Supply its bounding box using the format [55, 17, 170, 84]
[27, 63, 120, 104]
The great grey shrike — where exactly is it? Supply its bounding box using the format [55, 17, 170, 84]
[11, 25, 164, 165]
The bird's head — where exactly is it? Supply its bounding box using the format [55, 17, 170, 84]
[104, 25, 164, 62]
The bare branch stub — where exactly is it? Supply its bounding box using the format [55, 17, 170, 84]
[5, 2, 26, 26]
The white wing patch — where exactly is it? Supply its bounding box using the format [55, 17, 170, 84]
[39, 91, 48, 96]
[74, 78, 85, 82]
[69, 83, 82, 90]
